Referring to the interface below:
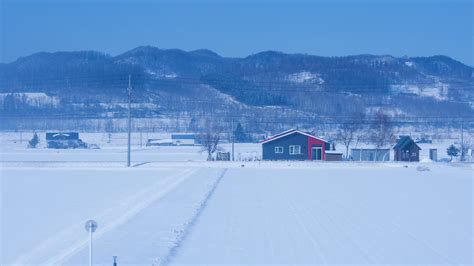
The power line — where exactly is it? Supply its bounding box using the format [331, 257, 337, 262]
[1, 74, 473, 91]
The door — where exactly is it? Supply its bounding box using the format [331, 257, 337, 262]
[312, 147, 322, 160]
[368, 152, 374, 161]
[402, 150, 410, 161]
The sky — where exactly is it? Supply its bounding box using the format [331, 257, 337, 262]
[1, 0, 472, 65]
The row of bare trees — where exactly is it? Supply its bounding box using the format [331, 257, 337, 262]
[199, 110, 395, 161]
[337, 110, 394, 158]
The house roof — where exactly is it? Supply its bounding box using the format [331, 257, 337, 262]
[393, 136, 421, 150]
[351, 148, 391, 151]
[148, 139, 172, 144]
[259, 129, 328, 144]
[171, 133, 195, 140]
[325, 150, 343, 154]
[46, 132, 79, 140]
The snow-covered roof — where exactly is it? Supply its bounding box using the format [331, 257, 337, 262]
[393, 136, 421, 150]
[351, 147, 391, 151]
[260, 129, 328, 144]
[171, 133, 195, 140]
[325, 150, 343, 154]
[148, 139, 172, 144]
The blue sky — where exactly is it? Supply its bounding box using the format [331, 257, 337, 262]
[1, 0, 472, 65]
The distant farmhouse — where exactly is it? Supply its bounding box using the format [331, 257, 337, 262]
[146, 133, 196, 147]
[171, 133, 196, 146]
[260, 129, 330, 161]
[393, 136, 421, 162]
[146, 139, 173, 147]
[46, 132, 87, 149]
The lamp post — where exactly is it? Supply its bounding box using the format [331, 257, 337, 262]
[85, 220, 98, 266]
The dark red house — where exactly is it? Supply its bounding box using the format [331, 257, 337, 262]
[260, 129, 330, 160]
[393, 136, 421, 162]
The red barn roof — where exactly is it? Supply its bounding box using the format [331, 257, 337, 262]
[260, 129, 328, 144]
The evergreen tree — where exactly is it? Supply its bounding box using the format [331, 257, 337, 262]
[28, 132, 39, 148]
[105, 119, 114, 133]
[447, 144, 459, 161]
[188, 117, 198, 132]
[234, 123, 249, 143]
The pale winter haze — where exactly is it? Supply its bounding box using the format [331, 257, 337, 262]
[1, 0, 473, 265]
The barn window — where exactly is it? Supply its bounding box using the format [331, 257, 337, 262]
[275, 146, 284, 153]
[289, 145, 301, 155]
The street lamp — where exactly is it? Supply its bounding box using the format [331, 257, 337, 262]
[84, 220, 98, 266]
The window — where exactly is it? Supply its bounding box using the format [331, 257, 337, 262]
[275, 146, 284, 153]
[289, 145, 301, 155]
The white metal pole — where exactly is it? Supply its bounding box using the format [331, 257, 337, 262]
[89, 230, 93, 266]
[84, 220, 97, 266]
[127, 75, 132, 167]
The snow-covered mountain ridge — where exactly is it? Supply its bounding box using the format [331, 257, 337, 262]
[0, 47, 472, 131]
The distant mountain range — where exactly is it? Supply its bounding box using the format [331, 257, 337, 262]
[0, 46, 473, 133]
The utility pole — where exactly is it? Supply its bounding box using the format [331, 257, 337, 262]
[127, 75, 132, 167]
[461, 120, 464, 161]
[140, 131, 143, 148]
[231, 119, 235, 161]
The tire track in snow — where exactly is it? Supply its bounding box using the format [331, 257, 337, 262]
[272, 174, 378, 264]
[12, 168, 197, 266]
[273, 179, 328, 264]
[294, 195, 378, 263]
[326, 194, 454, 264]
[156, 168, 228, 266]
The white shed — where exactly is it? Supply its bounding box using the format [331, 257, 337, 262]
[171, 133, 196, 146]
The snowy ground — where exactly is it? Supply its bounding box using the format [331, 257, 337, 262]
[169, 166, 473, 265]
[1, 134, 473, 265]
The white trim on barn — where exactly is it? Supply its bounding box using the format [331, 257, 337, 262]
[260, 129, 327, 144]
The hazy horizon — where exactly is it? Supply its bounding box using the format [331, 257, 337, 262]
[4, 45, 473, 67]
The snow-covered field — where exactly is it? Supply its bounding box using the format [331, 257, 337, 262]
[1, 133, 473, 265]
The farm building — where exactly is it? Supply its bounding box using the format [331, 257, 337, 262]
[325, 151, 343, 161]
[260, 129, 329, 161]
[351, 148, 391, 161]
[46, 132, 87, 149]
[171, 133, 196, 146]
[146, 139, 173, 147]
[393, 136, 421, 162]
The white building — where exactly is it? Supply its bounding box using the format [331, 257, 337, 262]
[171, 133, 196, 146]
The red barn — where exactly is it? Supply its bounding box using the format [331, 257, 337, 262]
[260, 129, 330, 160]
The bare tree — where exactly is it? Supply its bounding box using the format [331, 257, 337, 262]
[199, 121, 221, 161]
[371, 110, 393, 157]
[460, 138, 472, 162]
[337, 112, 366, 159]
